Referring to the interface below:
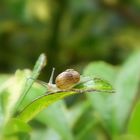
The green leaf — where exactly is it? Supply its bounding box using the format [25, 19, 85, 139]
[31, 128, 60, 140]
[16, 53, 47, 110]
[83, 61, 117, 83]
[127, 101, 140, 137]
[113, 51, 140, 131]
[0, 74, 10, 128]
[4, 118, 31, 135]
[3, 133, 30, 140]
[74, 77, 114, 92]
[0, 74, 11, 89]
[83, 61, 117, 135]
[0, 54, 46, 124]
[1, 70, 31, 123]
[17, 77, 113, 123]
[17, 91, 76, 122]
[113, 134, 140, 140]
[74, 106, 97, 140]
[17, 83, 46, 112]
[36, 101, 74, 140]
[68, 100, 91, 128]
[83, 51, 140, 135]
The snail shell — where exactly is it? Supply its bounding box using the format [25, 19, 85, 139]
[55, 69, 80, 90]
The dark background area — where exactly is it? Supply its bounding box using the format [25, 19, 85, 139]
[0, 0, 140, 79]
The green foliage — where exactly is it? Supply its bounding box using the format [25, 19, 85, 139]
[36, 101, 74, 140]
[4, 119, 31, 135]
[15, 53, 46, 111]
[0, 0, 140, 139]
[83, 61, 118, 135]
[128, 102, 140, 137]
[83, 51, 140, 138]
[113, 51, 140, 131]
[1, 51, 140, 140]
[0, 0, 139, 79]
[0, 54, 114, 140]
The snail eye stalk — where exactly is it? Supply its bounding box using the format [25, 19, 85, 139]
[49, 67, 55, 84]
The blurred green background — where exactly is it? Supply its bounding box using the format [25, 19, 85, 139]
[0, 0, 140, 140]
[0, 0, 139, 78]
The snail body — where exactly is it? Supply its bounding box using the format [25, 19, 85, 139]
[55, 69, 80, 90]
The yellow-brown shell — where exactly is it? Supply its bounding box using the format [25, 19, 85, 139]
[55, 69, 80, 90]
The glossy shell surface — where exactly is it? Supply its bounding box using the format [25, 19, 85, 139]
[55, 69, 80, 89]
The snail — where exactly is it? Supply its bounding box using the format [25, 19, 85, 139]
[28, 67, 115, 95]
[55, 69, 80, 90]
[28, 68, 80, 92]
